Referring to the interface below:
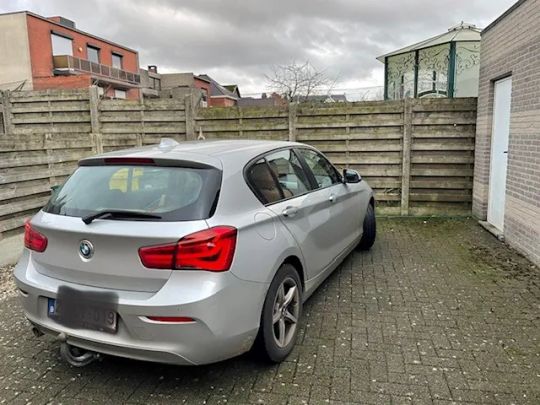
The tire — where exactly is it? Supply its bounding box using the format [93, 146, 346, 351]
[256, 264, 302, 363]
[357, 202, 376, 251]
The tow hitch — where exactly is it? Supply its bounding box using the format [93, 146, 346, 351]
[60, 342, 101, 367]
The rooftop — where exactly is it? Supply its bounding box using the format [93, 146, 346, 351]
[377, 22, 481, 62]
[198, 75, 240, 100]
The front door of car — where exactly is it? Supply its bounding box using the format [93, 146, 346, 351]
[261, 149, 336, 280]
[295, 148, 361, 261]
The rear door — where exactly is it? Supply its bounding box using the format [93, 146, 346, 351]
[249, 149, 335, 280]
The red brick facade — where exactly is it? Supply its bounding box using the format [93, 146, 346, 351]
[209, 97, 237, 107]
[25, 13, 140, 99]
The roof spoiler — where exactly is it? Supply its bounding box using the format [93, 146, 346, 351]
[79, 157, 218, 170]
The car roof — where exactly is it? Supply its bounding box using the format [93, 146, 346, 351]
[80, 139, 307, 169]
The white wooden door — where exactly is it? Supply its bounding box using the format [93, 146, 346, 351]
[487, 77, 512, 231]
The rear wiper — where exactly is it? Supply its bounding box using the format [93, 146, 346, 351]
[82, 210, 162, 224]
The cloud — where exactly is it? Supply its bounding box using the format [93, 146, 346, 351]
[1, 0, 517, 95]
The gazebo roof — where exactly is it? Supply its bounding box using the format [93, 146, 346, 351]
[377, 22, 481, 62]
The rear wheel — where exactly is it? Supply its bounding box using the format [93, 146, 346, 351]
[257, 264, 302, 363]
[357, 202, 376, 251]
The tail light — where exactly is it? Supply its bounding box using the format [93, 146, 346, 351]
[139, 226, 237, 272]
[24, 222, 48, 252]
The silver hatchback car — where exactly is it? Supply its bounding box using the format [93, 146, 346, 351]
[14, 139, 375, 366]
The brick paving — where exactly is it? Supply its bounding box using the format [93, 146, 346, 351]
[0, 218, 539, 404]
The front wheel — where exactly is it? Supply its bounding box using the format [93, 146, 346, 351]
[357, 202, 376, 251]
[256, 264, 302, 363]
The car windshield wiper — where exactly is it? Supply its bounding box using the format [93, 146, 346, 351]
[82, 210, 162, 224]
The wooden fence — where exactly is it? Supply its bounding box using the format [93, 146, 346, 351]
[196, 99, 477, 217]
[0, 87, 477, 237]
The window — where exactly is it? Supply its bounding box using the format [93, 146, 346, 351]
[87, 46, 100, 63]
[114, 89, 126, 99]
[265, 149, 311, 198]
[246, 159, 282, 204]
[200, 91, 208, 108]
[51, 33, 73, 56]
[112, 53, 123, 69]
[296, 148, 341, 188]
[247, 149, 312, 205]
[43, 165, 222, 221]
[151, 77, 161, 91]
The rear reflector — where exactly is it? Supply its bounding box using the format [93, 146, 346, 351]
[24, 222, 48, 252]
[146, 316, 194, 323]
[138, 226, 237, 272]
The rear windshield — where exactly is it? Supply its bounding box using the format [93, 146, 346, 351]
[43, 165, 221, 221]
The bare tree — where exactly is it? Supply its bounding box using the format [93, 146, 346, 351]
[265, 61, 335, 102]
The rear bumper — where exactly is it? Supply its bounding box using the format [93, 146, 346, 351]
[14, 250, 268, 365]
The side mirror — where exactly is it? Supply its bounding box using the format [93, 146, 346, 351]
[343, 169, 362, 184]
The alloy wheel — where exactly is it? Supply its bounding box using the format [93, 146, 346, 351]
[272, 276, 300, 348]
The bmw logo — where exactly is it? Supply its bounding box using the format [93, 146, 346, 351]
[79, 240, 94, 259]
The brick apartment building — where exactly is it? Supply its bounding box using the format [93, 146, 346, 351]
[0, 11, 140, 99]
[473, 0, 539, 265]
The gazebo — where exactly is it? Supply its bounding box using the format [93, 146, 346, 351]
[377, 22, 481, 100]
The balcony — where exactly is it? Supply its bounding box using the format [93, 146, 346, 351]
[53, 55, 141, 86]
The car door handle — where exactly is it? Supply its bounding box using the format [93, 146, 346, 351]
[282, 206, 298, 218]
[328, 194, 336, 203]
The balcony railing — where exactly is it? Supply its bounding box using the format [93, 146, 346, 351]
[53, 55, 141, 85]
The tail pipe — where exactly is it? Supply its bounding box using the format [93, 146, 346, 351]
[31, 326, 44, 338]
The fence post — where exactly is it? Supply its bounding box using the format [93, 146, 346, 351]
[138, 96, 145, 147]
[89, 86, 103, 153]
[238, 108, 243, 138]
[288, 102, 297, 142]
[45, 133, 57, 187]
[184, 93, 196, 141]
[400, 98, 413, 216]
[1, 91, 13, 134]
[345, 111, 351, 168]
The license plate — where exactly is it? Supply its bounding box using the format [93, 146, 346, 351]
[48, 297, 118, 334]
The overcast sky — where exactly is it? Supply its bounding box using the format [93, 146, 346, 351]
[2, 0, 516, 96]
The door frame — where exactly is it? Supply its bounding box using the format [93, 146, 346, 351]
[487, 76, 512, 232]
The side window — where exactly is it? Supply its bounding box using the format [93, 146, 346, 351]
[246, 159, 282, 204]
[296, 148, 341, 188]
[265, 149, 311, 198]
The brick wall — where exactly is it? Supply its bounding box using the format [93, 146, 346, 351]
[33, 74, 92, 90]
[473, 0, 540, 265]
[210, 97, 237, 107]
